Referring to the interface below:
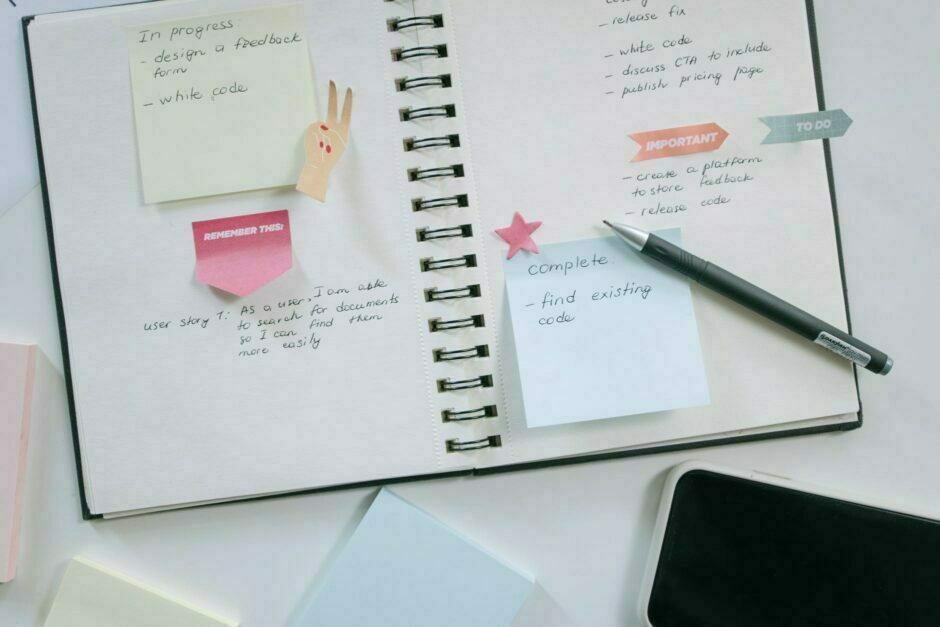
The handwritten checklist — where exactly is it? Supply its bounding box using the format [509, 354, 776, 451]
[503, 231, 710, 427]
[127, 4, 316, 203]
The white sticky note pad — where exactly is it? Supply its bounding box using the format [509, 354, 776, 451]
[126, 4, 315, 203]
[503, 231, 710, 427]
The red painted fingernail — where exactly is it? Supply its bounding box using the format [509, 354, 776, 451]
[319, 141, 324, 148]
[326, 145, 332, 154]
[320, 124, 329, 130]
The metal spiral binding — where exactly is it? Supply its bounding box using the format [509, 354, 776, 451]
[404, 135, 460, 151]
[428, 315, 485, 332]
[396, 74, 452, 91]
[412, 194, 468, 211]
[442, 405, 497, 422]
[437, 375, 493, 392]
[392, 44, 448, 62]
[387, 14, 444, 32]
[425, 285, 481, 302]
[408, 164, 464, 182]
[421, 254, 477, 271]
[433, 345, 489, 362]
[392, 5, 500, 447]
[416, 224, 472, 242]
[446, 436, 501, 452]
[400, 104, 456, 121]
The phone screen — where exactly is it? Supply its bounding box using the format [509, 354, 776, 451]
[647, 470, 940, 627]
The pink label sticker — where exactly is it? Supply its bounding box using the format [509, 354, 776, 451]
[192, 210, 292, 296]
[629, 123, 728, 162]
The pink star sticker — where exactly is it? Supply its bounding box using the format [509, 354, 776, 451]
[495, 212, 542, 259]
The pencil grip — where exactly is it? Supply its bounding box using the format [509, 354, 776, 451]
[643, 234, 709, 281]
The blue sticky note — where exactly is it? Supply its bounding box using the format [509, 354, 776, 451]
[503, 231, 709, 427]
[293, 489, 534, 627]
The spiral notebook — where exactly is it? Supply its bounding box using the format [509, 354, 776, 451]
[24, 0, 860, 518]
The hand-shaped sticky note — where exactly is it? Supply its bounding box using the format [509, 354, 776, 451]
[192, 210, 292, 297]
[296, 81, 353, 202]
[495, 212, 542, 259]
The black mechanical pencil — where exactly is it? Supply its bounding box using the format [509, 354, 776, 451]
[604, 221, 892, 375]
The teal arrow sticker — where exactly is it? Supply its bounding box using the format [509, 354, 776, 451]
[759, 109, 853, 144]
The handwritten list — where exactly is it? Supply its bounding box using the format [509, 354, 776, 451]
[141, 278, 399, 359]
[589, 0, 786, 221]
[126, 4, 316, 203]
[598, 1, 772, 99]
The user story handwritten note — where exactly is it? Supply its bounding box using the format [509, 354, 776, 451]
[127, 4, 316, 203]
[503, 231, 709, 427]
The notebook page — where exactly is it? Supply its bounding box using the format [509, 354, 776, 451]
[27, 0, 464, 515]
[442, 0, 860, 465]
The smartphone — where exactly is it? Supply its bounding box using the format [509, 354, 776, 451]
[639, 461, 940, 627]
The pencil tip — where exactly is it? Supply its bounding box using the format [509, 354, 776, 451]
[602, 219, 612, 227]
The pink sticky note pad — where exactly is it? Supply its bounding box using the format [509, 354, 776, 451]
[192, 210, 292, 297]
[0, 342, 36, 583]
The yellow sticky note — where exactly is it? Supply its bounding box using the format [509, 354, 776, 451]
[126, 4, 316, 203]
[44, 557, 238, 627]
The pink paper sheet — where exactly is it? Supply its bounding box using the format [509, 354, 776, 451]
[0, 343, 36, 583]
[192, 210, 292, 296]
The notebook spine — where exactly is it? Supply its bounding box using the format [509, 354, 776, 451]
[389, 2, 501, 454]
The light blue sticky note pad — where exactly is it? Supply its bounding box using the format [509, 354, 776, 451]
[293, 489, 534, 627]
[503, 230, 709, 427]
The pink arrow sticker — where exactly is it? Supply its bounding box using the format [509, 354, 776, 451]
[192, 210, 292, 297]
[629, 122, 728, 162]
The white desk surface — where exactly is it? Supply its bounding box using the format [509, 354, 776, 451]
[2, 2, 939, 625]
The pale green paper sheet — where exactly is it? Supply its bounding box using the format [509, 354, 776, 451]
[44, 557, 237, 626]
[126, 4, 316, 203]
